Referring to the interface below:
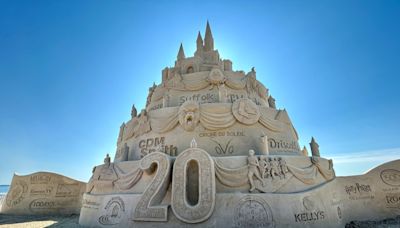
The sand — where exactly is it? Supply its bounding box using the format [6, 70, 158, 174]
[0, 195, 82, 227]
[0, 214, 81, 228]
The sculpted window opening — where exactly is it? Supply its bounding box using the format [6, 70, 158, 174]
[186, 66, 194, 74]
[186, 160, 199, 206]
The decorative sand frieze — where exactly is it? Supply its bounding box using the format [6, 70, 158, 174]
[1, 172, 86, 215]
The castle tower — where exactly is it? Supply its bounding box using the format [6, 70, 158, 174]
[204, 21, 214, 51]
[177, 43, 185, 61]
[196, 31, 203, 52]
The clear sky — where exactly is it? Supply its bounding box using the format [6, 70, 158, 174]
[0, 0, 399, 184]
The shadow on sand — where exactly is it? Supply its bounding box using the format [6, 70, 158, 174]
[0, 214, 82, 227]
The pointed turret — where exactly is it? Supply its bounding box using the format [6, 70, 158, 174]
[131, 104, 137, 118]
[310, 137, 320, 157]
[302, 146, 309, 156]
[196, 31, 203, 52]
[204, 21, 214, 51]
[177, 43, 185, 60]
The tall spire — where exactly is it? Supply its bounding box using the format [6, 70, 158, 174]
[204, 21, 214, 51]
[196, 31, 203, 52]
[177, 43, 185, 60]
[310, 137, 320, 157]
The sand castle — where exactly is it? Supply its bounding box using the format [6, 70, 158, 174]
[2, 22, 399, 227]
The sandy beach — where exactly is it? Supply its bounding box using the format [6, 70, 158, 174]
[0, 193, 81, 228]
[0, 214, 81, 228]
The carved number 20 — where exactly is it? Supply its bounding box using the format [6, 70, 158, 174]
[172, 148, 216, 223]
[133, 152, 171, 221]
[133, 149, 216, 223]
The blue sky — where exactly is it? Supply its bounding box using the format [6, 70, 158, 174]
[0, 0, 399, 184]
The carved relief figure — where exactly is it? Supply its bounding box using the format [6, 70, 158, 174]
[259, 156, 268, 179]
[279, 158, 289, 179]
[178, 101, 200, 131]
[247, 150, 265, 191]
[270, 158, 281, 180]
[104, 154, 111, 167]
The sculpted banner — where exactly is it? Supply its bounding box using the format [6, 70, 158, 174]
[1, 172, 86, 215]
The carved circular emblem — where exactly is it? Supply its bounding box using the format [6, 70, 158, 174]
[6, 180, 28, 208]
[234, 195, 274, 228]
[232, 98, 260, 125]
[380, 169, 400, 186]
[302, 196, 315, 211]
[98, 197, 125, 225]
[178, 101, 200, 131]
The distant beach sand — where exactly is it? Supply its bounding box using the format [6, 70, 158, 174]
[0, 214, 81, 228]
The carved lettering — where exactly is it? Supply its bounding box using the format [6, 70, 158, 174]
[30, 175, 51, 184]
[29, 186, 53, 196]
[138, 137, 177, 157]
[268, 138, 300, 151]
[179, 93, 217, 105]
[344, 183, 372, 195]
[199, 130, 245, 138]
[294, 211, 325, 222]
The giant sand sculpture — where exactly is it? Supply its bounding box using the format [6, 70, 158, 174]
[76, 22, 399, 227]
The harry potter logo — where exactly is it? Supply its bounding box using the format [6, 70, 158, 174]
[345, 183, 372, 195]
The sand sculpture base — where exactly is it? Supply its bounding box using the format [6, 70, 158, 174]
[79, 147, 400, 227]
